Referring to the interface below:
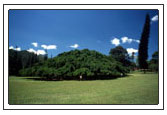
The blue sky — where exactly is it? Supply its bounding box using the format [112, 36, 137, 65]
[9, 10, 158, 59]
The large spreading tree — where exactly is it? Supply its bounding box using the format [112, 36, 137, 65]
[19, 49, 129, 80]
[109, 46, 130, 67]
[138, 14, 150, 71]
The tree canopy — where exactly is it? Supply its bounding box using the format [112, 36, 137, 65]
[109, 46, 131, 67]
[18, 49, 130, 80]
[9, 49, 47, 76]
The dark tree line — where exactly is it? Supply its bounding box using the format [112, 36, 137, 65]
[9, 46, 158, 80]
[148, 51, 158, 72]
[9, 49, 48, 76]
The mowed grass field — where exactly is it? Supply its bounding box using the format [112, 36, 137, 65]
[9, 72, 158, 104]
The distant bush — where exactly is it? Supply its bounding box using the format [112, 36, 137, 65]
[148, 51, 158, 72]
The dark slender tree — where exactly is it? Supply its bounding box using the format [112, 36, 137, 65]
[44, 49, 48, 61]
[51, 53, 53, 59]
[138, 14, 150, 73]
[131, 52, 135, 62]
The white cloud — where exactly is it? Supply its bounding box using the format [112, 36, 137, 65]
[9, 46, 21, 51]
[127, 48, 138, 55]
[135, 40, 140, 43]
[121, 36, 140, 44]
[15, 47, 21, 51]
[36, 50, 46, 55]
[69, 44, 79, 48]
[121, 37, 133, 43]
[41, 45, 57, 50]
[27, 48, 37, 54]
[111, 38, 120, 46]
[151, 15, 158, 22]
[27, 48, 46, 55]
[9, 46, 14, 49]
[47, 45, 57, 49]
[32, 42, 38, 47]
[41, 45, 47, 49]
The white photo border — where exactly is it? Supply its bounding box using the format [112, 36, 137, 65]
[3, 4, 164, 110]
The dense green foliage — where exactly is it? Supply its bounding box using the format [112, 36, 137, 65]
[9, 72, 158, 104]
[9, 49, 47, 76]
[138, 14, 150, 70]
[148, 51, 158, 72]
[19, 49, 129, 80]
[109, 46, 131, 67]
[109, 46, 137, 71]
[9, 49, 22, 75]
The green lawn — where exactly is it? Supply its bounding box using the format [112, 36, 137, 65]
[9, 72, 158, 104]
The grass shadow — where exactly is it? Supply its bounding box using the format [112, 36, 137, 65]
[23, 75, 131, 82]
[24, 77, 61, 81]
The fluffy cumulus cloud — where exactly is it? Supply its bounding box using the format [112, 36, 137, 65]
[121, 37, 140, 44]
[15, 47, 21, 51]
[41, 45, 57, 50]
[31, 42, 38, 47]
[151, 15, 158, 22]
[9, 46, 21, 51]
[9, 46, 14, 49]
[126, 48, 138, 55]
[41, 45, 47, 49]
[121, 37, 133, 43]
[69, 44, 79, 48]
[111, 38, 120, 46]
[27, 48, 36, 54]
[27, 48, 46, 55]
[36, 50, 46, 55]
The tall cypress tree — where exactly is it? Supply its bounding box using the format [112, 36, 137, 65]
[138, 14, 150, 71]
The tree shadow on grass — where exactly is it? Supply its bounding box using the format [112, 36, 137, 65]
[24, 75, 130, 82]
[24, 77, 60, 81]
